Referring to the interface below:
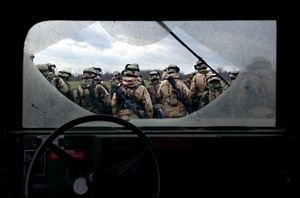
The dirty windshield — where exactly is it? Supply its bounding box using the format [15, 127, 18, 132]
[23, 21, 276, 128]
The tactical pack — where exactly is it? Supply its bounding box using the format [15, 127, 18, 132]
[114, 85, 148, 118]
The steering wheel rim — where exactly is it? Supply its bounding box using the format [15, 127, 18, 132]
[24, 114, 160, 198]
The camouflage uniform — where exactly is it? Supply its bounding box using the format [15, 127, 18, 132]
[77, 78, 98, 113]
[94, 77, 112, 115]
[200, 74, 223, 107]
[189, 61, 211, 111]
[183, 73, 194, 89]
[228, 71, 239, 84]
[111, 64, 153, 121]
[124, 64, 144, 87]
[110, 71, 122, 97]
[76, 67, 111, 114]
[157, 65, 190, 118]
[92, 67, 110, 93]
[224, 70, 240, 90]
[36, 63, 69, 96]
[147, 71, 164, 118]
[58, 70, 76, 102]
[161, 67, 169, 80]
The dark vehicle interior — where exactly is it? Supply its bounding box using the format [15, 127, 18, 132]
[0, 16, 296, 198]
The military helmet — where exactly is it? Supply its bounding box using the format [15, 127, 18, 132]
[123, 63, 140, 77]
[58, 70, 72, 78]
[36, 63, 56, 78]
[83, 67, 97, 73]
[36, 63, 56, 72]
[125, 63, 140, 71]
[92, 67, 102, 75]
[112, 71, 121, 77]
[122, 70, 139, 77]
[228, 70, 240, 79]
[83, 67, 98, 78]
[112, 71, 121, 80]
[207, 74, 221, 84]
[149, 70, 160, 80]
[45, 63, 56, 71]
[94, 75, 101, 82]
[194, 60, 208, 70]
[167, 64, 180, 74]
[36, 64, 49, 72]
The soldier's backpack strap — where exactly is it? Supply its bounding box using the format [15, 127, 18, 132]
[111, 82, 121, 95]
[167, 76, 191, 114]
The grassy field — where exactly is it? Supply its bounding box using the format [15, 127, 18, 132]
[69, 81, 80, 90]
[70, 81, 112, 90]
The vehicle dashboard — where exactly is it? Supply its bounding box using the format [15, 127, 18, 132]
[1, 127, 292, 198]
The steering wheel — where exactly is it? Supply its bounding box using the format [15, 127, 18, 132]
[24, 115, 160, 198]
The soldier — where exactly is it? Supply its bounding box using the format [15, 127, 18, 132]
[76, 67, 110, 114]
[148, 70, 164, 118]
[29, 54, 34, 62]
[125, 63, 145, 86]
[92, 67, 112, 115]
[36, 63, 69, 96]
[92, 67, 110, 93]
[200, 74, 224, 107]
[228, 70, 240, 84]
[223, 70, 240, 90]
[110, 71, 122, 97]
[189, 60, 211, 112]
[183, 73, 194, 89]
[157, 65, 190, 118]
[161, 67, 169, 80]
[111, 64, 153, 121]
[58, 70, 76, 102]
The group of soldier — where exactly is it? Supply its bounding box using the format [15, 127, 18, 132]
[35, 60, 239, 121]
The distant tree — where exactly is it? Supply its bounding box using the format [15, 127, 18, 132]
[101, 72, 112, 81]
[178, 72, 186, 79]
[139, 70, 152, 80]
[70, 74, 82, 81]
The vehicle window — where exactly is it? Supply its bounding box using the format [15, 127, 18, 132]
[23, 21, 276, 128]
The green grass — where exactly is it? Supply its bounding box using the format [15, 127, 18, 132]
[70, 81, 111, 90]
[69, 81, 80, 90]
[102, 81, 111, 90]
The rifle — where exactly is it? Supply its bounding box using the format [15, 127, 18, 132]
[114, 86, 148, 118]
[157, 21, 231, 87]
[167, 76, 192, 114]
[87, 84, 105, 114]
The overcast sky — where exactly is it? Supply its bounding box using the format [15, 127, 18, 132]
[34, 22, 238, 75]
